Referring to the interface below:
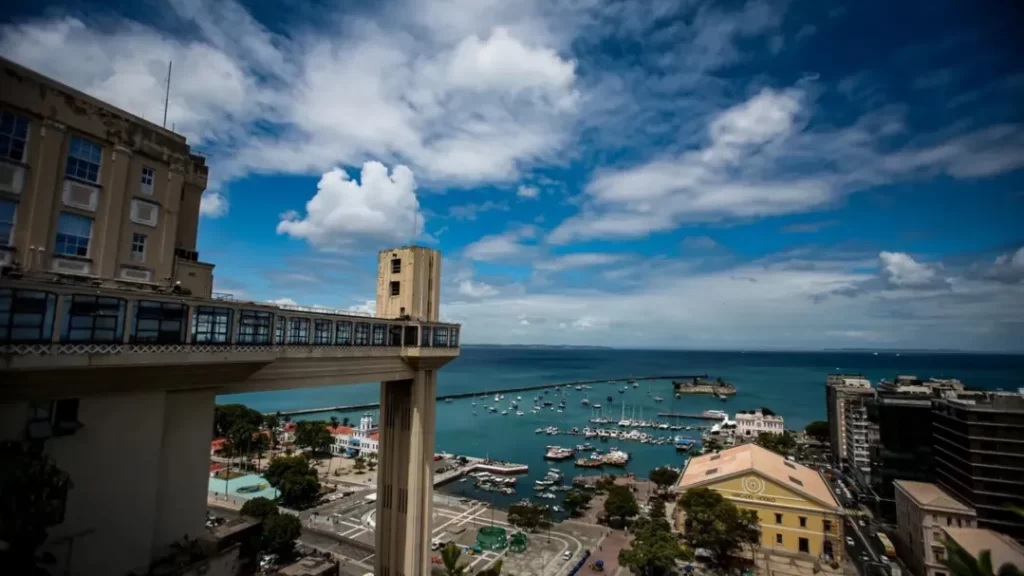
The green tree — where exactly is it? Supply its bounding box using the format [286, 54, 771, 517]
[563, 490, 593, 517]
[353, 458, 367, 473]
[619, 519, 682, 576]
[264, 414, 280, 431]
[677, 487, 760, 572]
[239, 497, 278, 521]
[263, 513, 302, 561]
[603, 484, 640, 528]
[478, 559, 504, 576]
[329, 416, 340, 429]
[441, 543, 467, 576]
[649, 467, 680, 492]
[0, 441, 73, 575]
[213, 404, 264, 438]
[508, 502, 553, 532]
[756, 431, 796, 456]
[264, 455, 321, 509]
[804, 421, 830, 442]
[295, 421, 332, 454]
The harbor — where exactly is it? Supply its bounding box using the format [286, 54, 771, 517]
[269, 373, 710, 416]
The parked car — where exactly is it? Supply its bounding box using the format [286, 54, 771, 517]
[846, 537, 855, 546]
[563, 550, 573, 560]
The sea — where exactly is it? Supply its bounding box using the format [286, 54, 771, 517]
[220, 347, 1024, 509]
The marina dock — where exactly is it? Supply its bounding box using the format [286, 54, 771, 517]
[657, 412, 729, 421]
[269, 374, 709, 416]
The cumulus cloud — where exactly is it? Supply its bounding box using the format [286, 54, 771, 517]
[462, 226, 537, 261]
[0, 0, 579, 189]
[458, 279, 500, 298]
[984, 247, 1024, 284]
[277, 162, 422, 249]
[517, 185, 540, 199]
[879, 252, 947, 288]
[199, 191, 229, 218]
[268, 297, 298, 306]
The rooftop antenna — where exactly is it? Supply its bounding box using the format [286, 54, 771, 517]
[162, 61, 172, 128]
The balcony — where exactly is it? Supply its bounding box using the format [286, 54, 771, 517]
[0, 279, 460, 399]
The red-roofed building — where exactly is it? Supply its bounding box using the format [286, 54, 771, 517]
[330, 414, 379, 456]
[281, 422, 297, 442]
[210, 438, 226, 455]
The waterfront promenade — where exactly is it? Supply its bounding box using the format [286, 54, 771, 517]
[270, 373, 709, 416]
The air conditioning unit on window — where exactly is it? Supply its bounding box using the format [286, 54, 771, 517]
[62, 180, 100, 211]
[131, 199, 160, 227]
[52, 257, 91, 275]
[120, 268, 152, 282]
[0, 162, 25, 194]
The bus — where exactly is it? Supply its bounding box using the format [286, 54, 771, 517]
[877, 533, 896, 557]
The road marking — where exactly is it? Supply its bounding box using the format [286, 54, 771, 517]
[434, 510, 584, 573]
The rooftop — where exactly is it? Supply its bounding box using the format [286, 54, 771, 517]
[894, 481, 975, 514]
[943, 528, 1024, 571]
[278, 555, 338, 576]
[677, 443, 839, 509]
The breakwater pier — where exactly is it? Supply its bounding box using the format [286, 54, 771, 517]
[269, 374, 709, 417]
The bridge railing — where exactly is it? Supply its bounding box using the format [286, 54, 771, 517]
[0, 280, 460, 355]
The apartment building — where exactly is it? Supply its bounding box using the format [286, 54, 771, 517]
[0, 57, 211, 295]
[825, 374, 873, 465]
[844, 393, 879, 485]
[894, 480, 977, 576]
[932, 393, 1024, 542]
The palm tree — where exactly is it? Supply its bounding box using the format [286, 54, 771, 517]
[942, 540, 1023, 576]
[329, 416, 340, 429]
[441, 543, 465, 576]
[478, 559, 503, 576]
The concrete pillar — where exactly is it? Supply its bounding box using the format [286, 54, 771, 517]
[151, 388, 217, 556]
[375, 370, 436, 576]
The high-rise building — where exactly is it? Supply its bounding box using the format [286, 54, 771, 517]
[1, 56, 460, 576]
[844, 394, 879, 485]
[825, 373, 873, 466]
[867, 393, 936, 520]
[932, 393, 1024, 542]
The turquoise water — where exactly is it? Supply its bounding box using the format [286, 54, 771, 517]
[208, 473, 280, 500]
[221, 348, 1024, 508]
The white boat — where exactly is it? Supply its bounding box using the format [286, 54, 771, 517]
[516, 411, 525, 416]
[494, 394, 500, 402]
[488, 406, 497, 412]
[581, 398, 590, 405]
[654, 396, 664, 402]
[593, 403, 601, 409]
[501, 410, 509, 415]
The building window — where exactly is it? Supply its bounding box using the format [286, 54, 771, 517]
[192, 306, 232, 343]
[314, 319, 332, 345]
[140, 167, 155, 195]
[0, 198, 15, 245]
[130, 199, 160, 227]
[391, 258, 401, 273]
[274, 316, 286, 344]
[61, 295, 126, 343]
[823, 520, 832, 533]
[66, 136, 102, 183]
[335, 321, 352, 345]
[54, 212, 93, 257]
[288, 318, 310, 344]
[947, 517, 952, 527]
[403, 325, 418, 347]
[776, 534, 783, 545]
[421, 326, 431, 347]
[0, 110, 30, 162]
[354, 322, 370, 346]
[130, 233, 147, 262]
[388, 325, 402, 346]
[775, 513, 783, 524]
[0, 289, 56, 343]
[390, 281, 400, 296]
[132, 301, 186, 343]
[799, 516, 807, 528]
[238, 310, 272, 344]
[433, 326, 448, 347]
[799, 537, 809, 554]
[449, 327, 459, 347]
[372, 324, 386, 346]
[935, 550, 945, 562]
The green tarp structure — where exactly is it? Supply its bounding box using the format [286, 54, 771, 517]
[509, 532, 528, 553]
[477, 526, 508, 551]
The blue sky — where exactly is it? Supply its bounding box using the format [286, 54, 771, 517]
[3, 0, 1023, 351]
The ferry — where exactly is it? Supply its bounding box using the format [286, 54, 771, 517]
[703, 409, 729, 420]
[544, 446, 575, 461]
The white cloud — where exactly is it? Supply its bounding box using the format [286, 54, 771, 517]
[199, 191, 229, 218]
[277, 162, 422, 249]
[879, 252, 946, 288]
[517, 185, 540, 199]
[458, 279, 500, 298]
[347, 300, 377, 315]
[995, 247, 1024, 269]
[268, 297, 298, 306]
[534, 253, 625, 273]
[462, 226, 537, 261]
[448, 201, 508, 221]
[0, 0, 579, 189]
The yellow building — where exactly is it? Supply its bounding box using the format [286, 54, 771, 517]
[676, 444, 845, 562]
